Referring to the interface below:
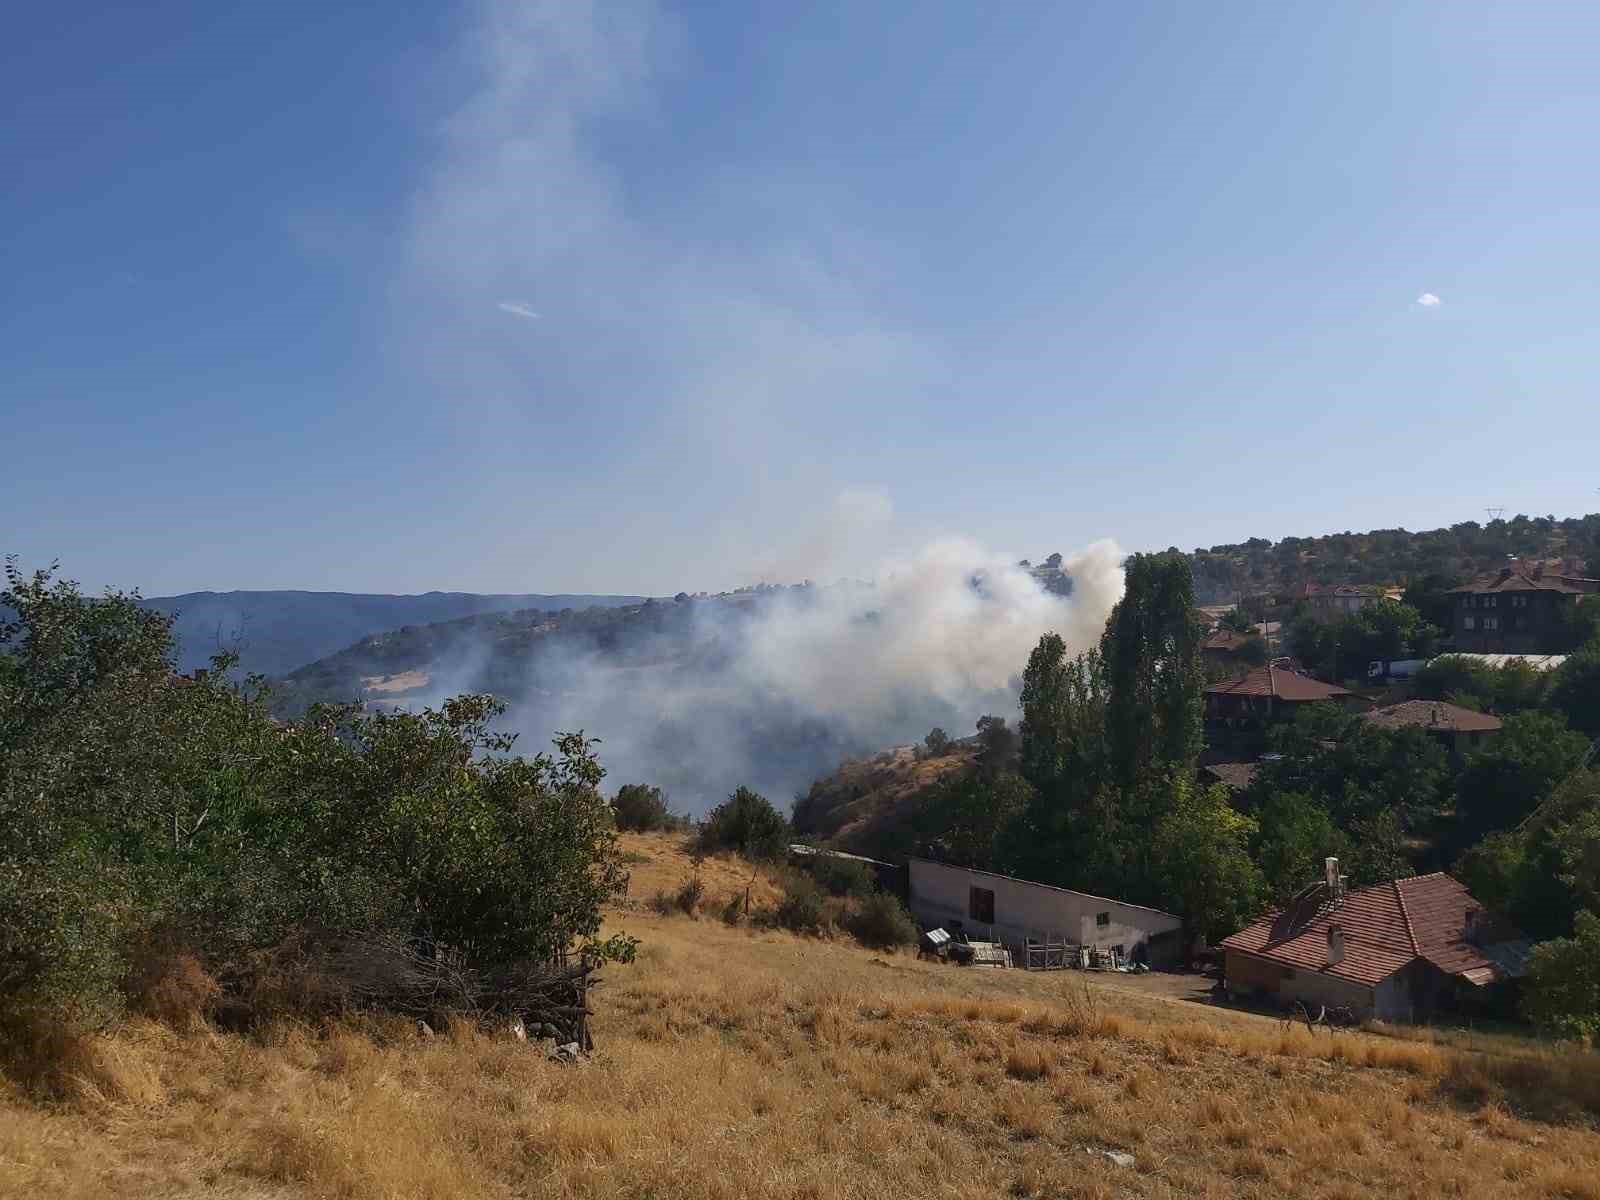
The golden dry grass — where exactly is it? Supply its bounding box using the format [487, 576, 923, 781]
[4, 833, 1598, 1200]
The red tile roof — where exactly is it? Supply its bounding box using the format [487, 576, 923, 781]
[1222, 873, 1528, 988]
[1201, 629, 1257, 653]
[1360, 700, 1503, 734]
[1450, 567, 1599, 596]
[1204, 663, 1350, 702]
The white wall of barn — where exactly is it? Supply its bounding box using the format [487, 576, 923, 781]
[907, 860, 1182, 960]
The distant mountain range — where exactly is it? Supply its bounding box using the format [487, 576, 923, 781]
[142, 590, 645, 676]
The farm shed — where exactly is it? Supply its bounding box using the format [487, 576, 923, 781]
[906, 858, 1184, 969]
[1221, 865, 1530, 1023]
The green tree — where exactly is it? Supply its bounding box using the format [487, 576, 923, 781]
[1149, 780, 1265, 942]
[1253, 791, 1351, 903]
[698, 786, 790, 860]
[1100, 552, 1204, 794]
[1219, 607, 1253, 634]
[921, 727, 953, 758]
[916, 769, 1034, 871]
[1402, 572, 1461, 634]
[1521, 910, 1600, 1039]
[1453, 711, 1591, 844]
[612, 783, 675, 832]
[1550, 639, 1600, 736]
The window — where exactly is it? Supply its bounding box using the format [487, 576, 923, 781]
[1486, 595, 1498, 608]
[968, 886, 995, 925]
[1465, 596, 1477, 608]
[1483, 617, 1499, 631]
[1096, 911, 1111, 929]
[1463, 616, 1476, 630]
[1512, 595, 1528, 608]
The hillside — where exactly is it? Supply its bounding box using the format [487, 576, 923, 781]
[141, 589, 644, 676]
[793, 742, 979, 858]
[1185, 512, 1599, 603]
[5, 833, 1596, 1200]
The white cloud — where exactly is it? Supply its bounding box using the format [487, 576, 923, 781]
[1416, 292, 1442, 308]
[497, 301, 540, 319]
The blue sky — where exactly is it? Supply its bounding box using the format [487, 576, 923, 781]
[4, 1, 1598, 596]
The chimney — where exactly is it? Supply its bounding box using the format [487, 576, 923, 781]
[1327, 924, 1345, 965]
[1464, 908, 1481, 943]
[1324, 856, 1341, 895]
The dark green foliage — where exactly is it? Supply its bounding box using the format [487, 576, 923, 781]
[807, 855, 875, 899]
[1219, 607, 1254, 634]
[1149, 780, 1265, 942]
[1413, 656, 1551, 714]
[973, 714, 1016, 773]
[1100, 552, 1203, 793]
[1252, 791, 1351, 903]
[1522, 910, 1600, 1039]
[1550, 639, 1600, 736]
[773, 874, 826, 934]
[920, 727, 953, 759]
[846, 892, 919, 950]
[1453, 711, 1591, 845]
[1288, 600, 1439, 680]
[916, 769, 1033, 871]
[1402, 572, 1463, 634]
[0, 563, 631, 1026]
[697, 786, 790, 860]
[612, 783, 679, 832]
[1244, 705, 1452, 832]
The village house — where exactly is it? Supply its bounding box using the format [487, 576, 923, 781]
[1200, 627, 1264, 674]
[906, 858, 1185, 969]
[1198, 760, 1259, 791]
[1451, 562, 1598, 653]
[1203, 660, 1354, 727]
[1221, 864, 1530, 1023]
[1359, 699, 1502, 757]
[1296, 582, 1385, 623]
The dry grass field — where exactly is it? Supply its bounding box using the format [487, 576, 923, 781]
[3, 833, 1598, 1200]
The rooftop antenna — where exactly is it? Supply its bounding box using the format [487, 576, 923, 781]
[1485, 507, 1505, 523]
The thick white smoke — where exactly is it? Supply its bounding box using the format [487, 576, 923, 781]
[512, 537, 1125, 814]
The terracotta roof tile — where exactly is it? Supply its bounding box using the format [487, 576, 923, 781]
[1204, 663, 1350, 702]
[1360, 701, 1503, 734]
[1222, 873, 1529, 988]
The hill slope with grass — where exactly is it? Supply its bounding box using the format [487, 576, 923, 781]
[793, 742, 980, 857]
[6, 832, 1596, 1200]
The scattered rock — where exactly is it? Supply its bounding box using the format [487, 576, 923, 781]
[506, 1017, 527, 1041]
[1086, 1148, 1135, 1168]
[547, 1041, 583, 1064]
[539, 1022, 561, 1039]
[417, 1020, 435, 1040]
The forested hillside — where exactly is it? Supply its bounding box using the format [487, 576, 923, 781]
[1186, 512, 1600, 602]
[141, 589, 644, 675]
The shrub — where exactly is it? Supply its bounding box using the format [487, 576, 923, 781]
[720, 894, 745, 926]
[808, 854, 875, 898]
[1522, 910, 1600, 1039]
[920, 727, 953, 759]
[674, 876, 705, 916]
[697, 786, 790, 860]
[774, 876, 827, 935]
[612, 784, 678, 832]
[0, 563, 633, 1027]
[846, 892, 919, 950]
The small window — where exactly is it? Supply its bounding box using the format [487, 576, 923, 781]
[1463, 616, 1476, 630]
[1483, 617, 1499, 631]
[1096, 911, 1111, 929]
[968, 886, 995, 924]
[1487, 596, 1498, 608]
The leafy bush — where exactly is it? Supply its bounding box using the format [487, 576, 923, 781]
[773, 875, 826, 935]
[921, 727, 953, 759]
[697, 786, 790, 860]
[808, 854, 875, 898]
[674, 876, 705, 916]
[612, 784, 680, 832]
[846, 892, 918, 950]
[0, 563, 632, 1027]
[1522, 911, 1600, 1039]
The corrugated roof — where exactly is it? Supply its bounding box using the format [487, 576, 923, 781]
[1221, 873, 1528, 988]
[1204, 663, 1351, 702]
[1360, 700, 1503, 734]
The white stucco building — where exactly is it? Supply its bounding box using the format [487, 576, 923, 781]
[907, 858, 1185, 969]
